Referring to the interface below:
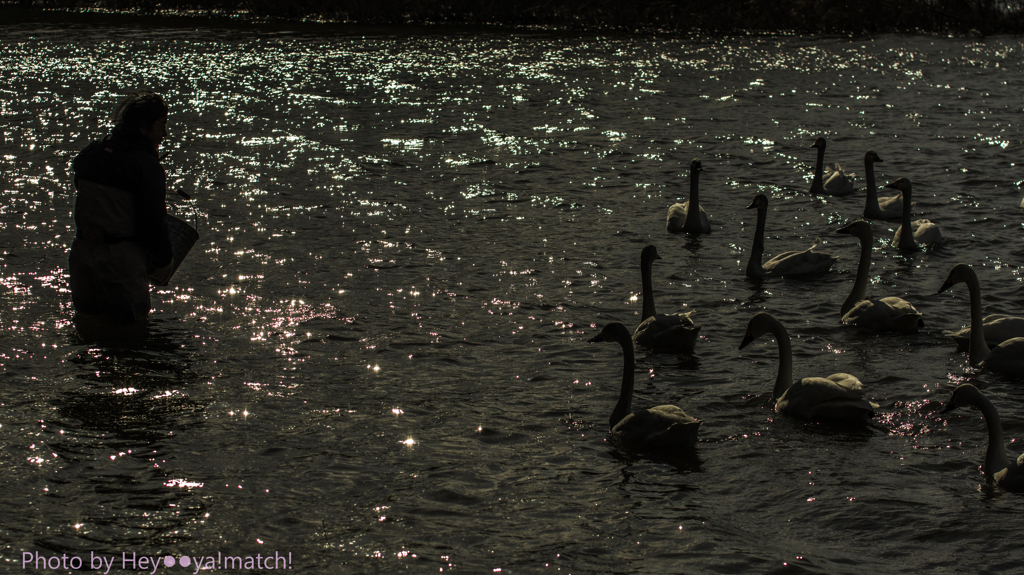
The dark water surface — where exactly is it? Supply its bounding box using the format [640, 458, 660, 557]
[2, 12, 1024, 574]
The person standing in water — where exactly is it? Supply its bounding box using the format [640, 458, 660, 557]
[68, 89, 174, 323]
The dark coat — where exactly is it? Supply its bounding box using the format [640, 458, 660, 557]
[73, 125, 173, 267]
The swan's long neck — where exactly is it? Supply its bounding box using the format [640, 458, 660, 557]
[810, 145, 825, 193]
[683, 168, 701, 231]
[640, 258, 656, 320]
[963, 387, 1010, 479]
[841, 230, 873, 316]
[610, 334, 635, 430]
[897, 184, 916, 251]
[964, 270, 992, 366]
[864, 158, 880, 213]
[746, 205, 768, 277]
[769, 318, 794, 401]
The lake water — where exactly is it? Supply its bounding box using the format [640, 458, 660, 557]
[2, 11, 1023, 574]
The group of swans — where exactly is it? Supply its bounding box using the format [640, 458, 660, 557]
[667, 138, 943, 257]
[587, 250, 1024, 490]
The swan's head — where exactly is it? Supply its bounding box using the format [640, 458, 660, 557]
[746, 194, 768, 210]
[835, 219, 872, 242]
[865, 150, 882, 163]
[940, 384, 984, 414]
[739, 312, 780, 350]
[689, 158, 702, 173]
[938, 262, 974, 294]
[640, 244, 661, 265]
[811, 137, 826, 149]
[589, 322, 632, 344]
[884, 177, 911, 192]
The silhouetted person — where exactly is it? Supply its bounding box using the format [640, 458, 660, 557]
[68, 89, 173, 323]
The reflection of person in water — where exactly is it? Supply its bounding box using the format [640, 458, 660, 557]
[69, 89, 173, 323]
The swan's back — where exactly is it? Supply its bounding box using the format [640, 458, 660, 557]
[777, 374, 877, 422]
[842, 297, 922, 333]
[633, 313, 700, 351]
[612, 405, 702, 449]
[979, 337, 1024, 374]
[823, 164, 855, 195]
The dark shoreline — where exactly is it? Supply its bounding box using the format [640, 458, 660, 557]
[2, 0, 1023, 36]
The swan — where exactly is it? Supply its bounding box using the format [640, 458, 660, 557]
[836, 220, 923, 333]
[888, 178, 942, 250]
[739, 312, 878, 423]
[667, 159, 711, 234]
[861, 150, 904, 220]
[808, 137, 854, 195]
[937, 263, 1024, 373]
[941, 384, 1024, 492]
[589, 322, 702, 448]
[937, 263, 1024, 351]
[745, 194, 837, 277]
[632, 245, 700, 352]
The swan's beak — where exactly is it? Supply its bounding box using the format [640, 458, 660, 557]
[745, 198, 758, 209]
[937, 280, 954, 293]
[739, 333, 754, 350]
[588, 334, 605, 343]
[836, 225, 851, 236]
[940, 399, 957, 414]
[884, 181, 899, 190]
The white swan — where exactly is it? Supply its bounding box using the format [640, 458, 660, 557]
[590, 322, 702, 448]
[836, 220, 923, 333]
[745, 194, 837, 277]
[667, 159, 711, 234]
[937, 263, 1024, 373]
[808, 137, 854, 195]
[861, 150, 904, 220]
[739, 312, 878, 423]
[888, 178, 942, 250]
[632, 245, 700, 352]
[941, 384, 1024, 492]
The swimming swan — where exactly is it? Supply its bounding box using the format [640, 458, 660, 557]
[667, 159, 711, 234]
[836, 220, 922, 333]
[937, 263, 1024, 373]
[809, 137, 854, 195]
[739, 312, 878, 423]
[861, 150, 904, 220]
[889, 178, 942, 250]
[745, 194, 837, 277]
[941, 384, 1024, 492]
[590, 322, 702, 448]
[632, 245, 700, 352]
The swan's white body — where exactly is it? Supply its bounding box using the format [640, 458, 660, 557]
[888, 178, 942, 249]
[861, 150, 904, 220]
[590, 322, 702, 448]
[942, 384, 1024, 492]
[938, 263, 1024, 374]
[632, 245, 700, 352]
[739, 312, 877, 423]
[836, 220, 922, 333]
[667, 159, 711, 234]
[745, 194, 836, 277]
[809, 137, 854, 195]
